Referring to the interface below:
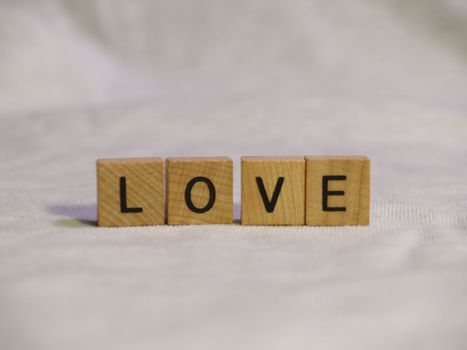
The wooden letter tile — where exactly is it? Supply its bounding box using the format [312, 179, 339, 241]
[241, 157, 305, 225]
[305, 156, 370, 226]
[97, 157, 165, 227]
[167, 157, 233, 224]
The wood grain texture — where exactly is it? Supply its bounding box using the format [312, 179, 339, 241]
[241, 157, 305, 225]
[166, 157, 233, 225]
[97, 157, 165, 227]
[305, 156, 370, 226]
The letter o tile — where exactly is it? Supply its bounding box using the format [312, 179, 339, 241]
[167, 157, 233, 225]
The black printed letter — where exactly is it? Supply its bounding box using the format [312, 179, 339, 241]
[256, 177, 284, 213]
[322, 175, 346, 212]
[120, 177, 143, 213]
[185, 177, 216, 213]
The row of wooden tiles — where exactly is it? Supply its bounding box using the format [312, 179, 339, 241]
[97, 156, 370, 227]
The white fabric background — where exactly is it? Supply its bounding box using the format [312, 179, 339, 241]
[1, 1, 467, 349]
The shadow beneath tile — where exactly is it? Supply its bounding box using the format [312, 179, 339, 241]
[234, 202, 241, 224]
[48, 203, 97, 227]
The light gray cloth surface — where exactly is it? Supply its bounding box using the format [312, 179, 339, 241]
[1, 1, 467, 349]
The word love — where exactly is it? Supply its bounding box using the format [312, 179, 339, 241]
[97, 156, 370, 227]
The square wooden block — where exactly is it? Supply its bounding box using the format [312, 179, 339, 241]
[166, 157, 233, 224]
[305, 156, 370, 226]
[241, 157, 305, 225]
[97, 157, 165, 227]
